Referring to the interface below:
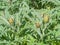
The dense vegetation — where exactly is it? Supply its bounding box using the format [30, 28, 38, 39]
[0, 0, 60, 45]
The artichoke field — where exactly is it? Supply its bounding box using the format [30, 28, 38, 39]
[0, 0, 60, 45]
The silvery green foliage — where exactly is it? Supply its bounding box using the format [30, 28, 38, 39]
[0, 0, 60, 45]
